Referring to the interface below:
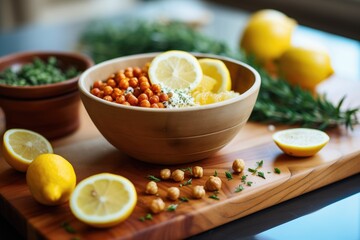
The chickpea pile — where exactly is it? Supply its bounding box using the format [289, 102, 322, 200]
[90, 64, 170, 108]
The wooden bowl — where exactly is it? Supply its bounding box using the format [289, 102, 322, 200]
[0, 51, 94, 139]
[0, 51, 93, 99]
[78, 52, 261, 164]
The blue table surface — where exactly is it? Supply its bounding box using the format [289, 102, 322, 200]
[0, 1, 359, 239]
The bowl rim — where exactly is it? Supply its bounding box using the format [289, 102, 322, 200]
[0, 50, 94, 90]
[78, 52, 261, 112]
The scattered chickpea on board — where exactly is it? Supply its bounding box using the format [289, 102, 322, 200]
[142, 159, 281, 220]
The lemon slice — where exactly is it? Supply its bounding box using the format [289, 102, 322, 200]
[2, 128, 53, 172]
[70, 173, 137, 228]
[272, 128, 330, 157]
[192, 90, 239, 105]
[148, 50, 203, 90]
[198, 58, 231, 93]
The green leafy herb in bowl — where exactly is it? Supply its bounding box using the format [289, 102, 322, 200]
[0, 56, 80, 86]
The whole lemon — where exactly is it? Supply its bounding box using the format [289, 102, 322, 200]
[278, 46, 334, 90]
[26, 153, 76, 206]
[240, 9, 297, 62]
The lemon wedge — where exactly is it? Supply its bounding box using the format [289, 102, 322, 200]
[2, 128, 53, 172]
[148, 50, 203, 90]
[70, 173, 137, 228]
[198, 58, 231, 93]
[272, 128, 330, 157]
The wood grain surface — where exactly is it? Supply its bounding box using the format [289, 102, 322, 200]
[0, 77, 359, 240]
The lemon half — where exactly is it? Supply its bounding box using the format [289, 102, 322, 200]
[148, 50, 203, 90]
[70, 173, 137, 228]
[2, 128, 53, 172]
[272, 128, 330, 157]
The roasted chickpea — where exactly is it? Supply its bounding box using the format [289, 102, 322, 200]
[124, 71, 133, 78]
[93, 80, 104, 89]
[106, 79, 116, 88]
[151, 84, 161, 94]
[232, 159, 245, 173]
[151, 103, 159, 108]
[192, 185, 205, 199]
[91, 87, 100, 96]
[149, 95, 160, 104]
[139, 76, 149, 84]
[117, 72, 126, 81]
[116, 95, 126, 104]
[103, 95, 113, 102]
[140, 100, 151, 108]
[192, 166, 203, 178]
[140, 81, 150, 92]
[137, 93, 148, 102]
[144, 88, 154, 98]
[97, 90, 104, 98]
[167, 187, 180, 201]
[149, 198, 165, 214]
[157, 102, 165, 108]
[171, 169, 185, 182]
[133, 67, 142, 77]
[103, 86, 113, 96]
[145, 181, 158, 195]
[133, 87, 141, 97]
[119, 78, 129, 90]
[111, 88, 123, 99]
[122, 101, 130, 106]
[205, 176, 222, 191]
[160, 169, 171, 180]
[159, 93, 169, 102]
[127, 94, 139, 106]
[129, 77, 138, 88]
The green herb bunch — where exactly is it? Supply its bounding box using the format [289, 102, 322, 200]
[0, 57, 80, 86]
[79, 20, 359, 130]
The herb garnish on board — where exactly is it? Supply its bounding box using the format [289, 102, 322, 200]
[79, 21, 358, 130]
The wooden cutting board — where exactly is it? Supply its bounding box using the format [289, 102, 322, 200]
[0, 77, 359, 240]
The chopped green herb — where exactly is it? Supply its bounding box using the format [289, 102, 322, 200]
[139, 216, 146, 222]
[274, 168, 281, 174]
[256, 160, 264, 169]
[248, 168, 257, 174]
[180, 167, 193, 175]
[61, 221, 76, 234]
[167, 204, 178, 212]
[257, 171, 266, 179]
[209, 194, 220, 200]
[179, 196, 189, 202]
[147, 175, 161, 182]
[145, 213, 153, 220]
[235, 185, 244, 193]
[267, 171, 271, 174]
[241, 175, 247, 183]
[246, 181, 253, 186]
[214, 170, 218, 177]
[225, 171, 233, 180]
[180, 178, 192, 187]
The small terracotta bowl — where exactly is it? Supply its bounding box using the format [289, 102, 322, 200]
[78, 52, 261, 164]
[0, 51, 94, 139]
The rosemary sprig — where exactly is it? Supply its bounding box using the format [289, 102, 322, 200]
[147, 175, 161, 182]
[274, 168, 281, 174]
[61, 222, 76, 234]
[225, 171, 233, 180]
[180, 178, 192, 187]
[79, 20, 359, 130]
[167, 204, 178, 212]
[235, 185, 244, 193]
